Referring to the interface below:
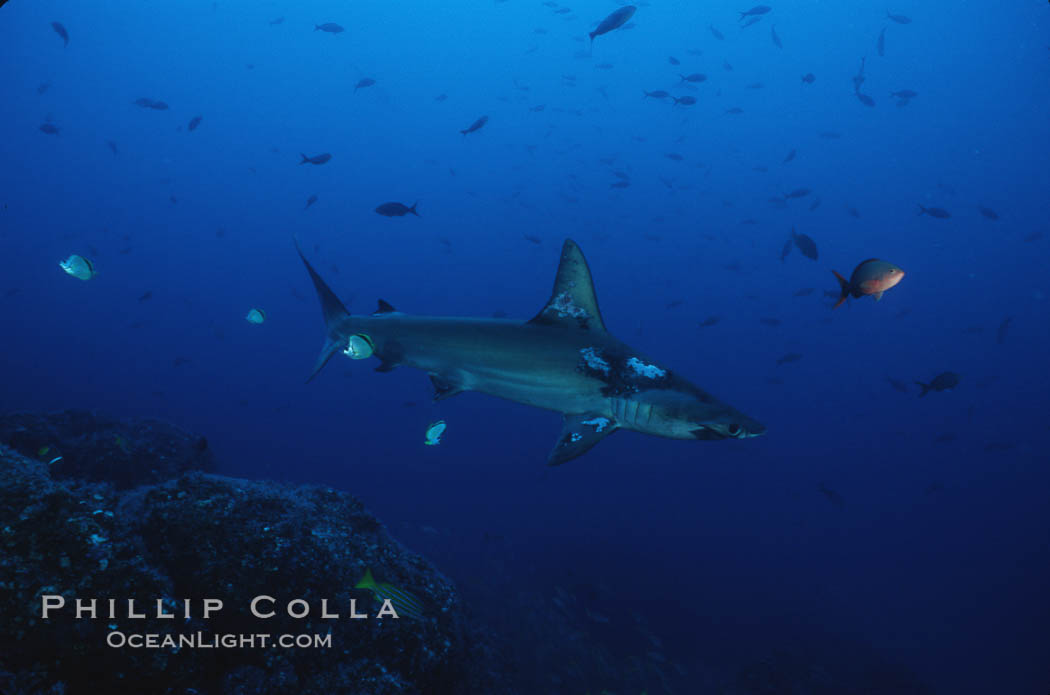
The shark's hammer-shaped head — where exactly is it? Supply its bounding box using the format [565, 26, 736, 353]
[640, 389, 766, 441]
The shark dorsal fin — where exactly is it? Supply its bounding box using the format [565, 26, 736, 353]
[375, 299, 397, 314]
[529, 239, 607, 332]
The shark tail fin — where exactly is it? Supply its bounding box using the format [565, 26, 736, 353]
[295, 238, 351, 382]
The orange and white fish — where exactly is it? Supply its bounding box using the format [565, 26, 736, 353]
[831, 259, 905, 309]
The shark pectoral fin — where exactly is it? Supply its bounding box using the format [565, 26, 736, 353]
[548, 413, 617, 466]
[429, 373, 466, 401]
[529, 239, 608, 333]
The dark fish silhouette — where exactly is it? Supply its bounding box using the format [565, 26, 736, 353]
[776, 353, 802, 366]
[852, 57, 866, 91]
[39, 123, 60, 135]
[699, 316, 721, 327]
[134, 98, 169, 110]
[644, 90, 670, 99]
[375, 201, 419, 217]
[783, 149, 796, 163]
[996, 317, 1012, 345]
[299, 153, 332, 165]
[877, 27, 886, 56]
[680, 73, 707, 83]
[51, 22, 69, 47]
[315, 23, 344, 33]
[915, 372, 960, 397]
[138, 291, 153, 302]
[37, 81, 51, 94]
[269, 17, 285, 25]
[460, 115, 488, 135]
[106, 140, 118, 155]
[801, 73, 815, 84]
[784, 187, 811, 199]
[355, 78, 376, 92]
[673, 96, 697, 106]
[709, 25, 725, 40]
[739, 5, 772, 19]
[187, 115, 202, 131]
[918, 204, 951, 219]
[668, 56, 680, 65]
[770, 25, 782, 48]
[886, 377, 909, 393]
[978, 206, 999, 220]
[856, 92, 875, 107]
[790, 229, 818, 260]
[886, 10, 911, 24]
[589, 5, 636, 43]
[818, 483, 844, 508]
[305, 194, 318, 210]
[890, 89, 918, 99]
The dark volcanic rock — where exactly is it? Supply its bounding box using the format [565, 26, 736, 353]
[0, 409, 214, 489]
[0, 418, 504, 694]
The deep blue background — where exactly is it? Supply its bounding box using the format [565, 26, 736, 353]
[2, 0, 1048, 691]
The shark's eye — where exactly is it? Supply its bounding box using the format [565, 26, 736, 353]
[728, 423, 741, 436]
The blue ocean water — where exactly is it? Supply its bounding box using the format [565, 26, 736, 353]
[2, 0, 1048, 692]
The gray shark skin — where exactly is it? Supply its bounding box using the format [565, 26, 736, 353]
[297, 239, 765, 465]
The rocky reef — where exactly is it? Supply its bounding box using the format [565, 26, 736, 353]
[0, 410, 505, 695]
[0, 410, 938, 695]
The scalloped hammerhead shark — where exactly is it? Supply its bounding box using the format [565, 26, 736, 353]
[297, 239, 765, 464]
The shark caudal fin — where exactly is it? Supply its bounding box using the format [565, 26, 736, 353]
[529, 239, 607, 332]
[294, 238, 351, 382]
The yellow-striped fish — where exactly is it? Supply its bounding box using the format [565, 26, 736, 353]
[354, 568, 423, 620]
